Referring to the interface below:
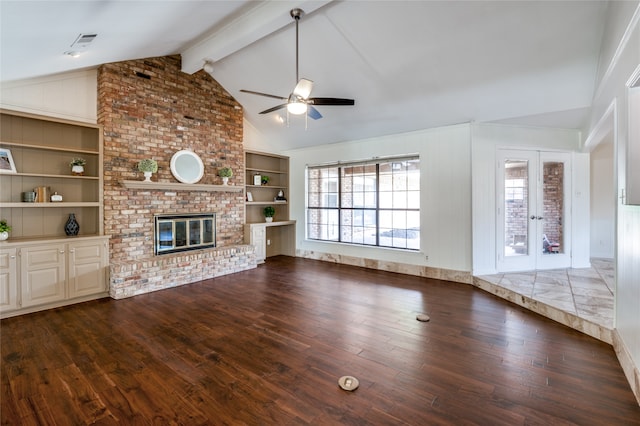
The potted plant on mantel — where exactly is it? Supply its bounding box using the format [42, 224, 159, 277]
[137, 159, 158, 182]
[263, 206, 275, 223]
[0, 219, 11, 241]
[218, 167, 233, 185]
[70, 157, 86, 176]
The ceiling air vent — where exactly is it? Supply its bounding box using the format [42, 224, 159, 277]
[71, 33, 97, 49]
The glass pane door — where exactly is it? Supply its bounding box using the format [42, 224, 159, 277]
[497, 150, 537, 272]
[504, 159, 530, 257]
[536, 152, 571, 269]
[541, 161, 564, 254]
[497, 150, 571, 272]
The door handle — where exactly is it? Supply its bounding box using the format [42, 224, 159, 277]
[530, 215, 536, 220]
[537, 216, 543, 220]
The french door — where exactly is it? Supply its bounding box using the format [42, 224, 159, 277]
[497, 150, 572, 272]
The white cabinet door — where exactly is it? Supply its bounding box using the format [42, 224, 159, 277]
[0, 248, 18, 313]
[20, 244, 66, 308]
[252, 225, 266, 263]
[68, 239, 107, 298]
[245, 224, 266, 263]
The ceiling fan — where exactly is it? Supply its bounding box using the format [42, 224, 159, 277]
[240, 8, 354, 120]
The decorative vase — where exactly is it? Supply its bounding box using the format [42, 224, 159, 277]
[143, 171, 153, 182]
[71, 165, 84, 176]
[65, 213, 80, 236]
[0, 231, 8, 241]
[222, 176, 229, 186]
[265, 217, 273, 223]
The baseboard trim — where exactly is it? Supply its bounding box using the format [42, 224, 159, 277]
[613, 329, 640, 406]
[296, 249, 472, 284]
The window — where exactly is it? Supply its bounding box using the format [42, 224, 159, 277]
[307, 156, 420, 250]
[505, 178, 525, 201]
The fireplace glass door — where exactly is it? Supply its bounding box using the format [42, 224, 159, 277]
[155, 213, 216, 255]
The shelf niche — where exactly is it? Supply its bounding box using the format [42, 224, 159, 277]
[0, 109, 104, 239]
[245, 150, 290, 224]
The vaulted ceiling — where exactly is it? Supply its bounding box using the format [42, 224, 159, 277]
[0, 1, 608, 150]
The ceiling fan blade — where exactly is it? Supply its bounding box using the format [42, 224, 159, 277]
[308, 106, 322, 120]
[259, 104, 287, 115]
[309, 97, 355, 106]
[240, 89, 287, 101]
[293, 78, 313, 99]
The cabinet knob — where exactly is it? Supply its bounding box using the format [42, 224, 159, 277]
[10, 255, 15, 259]
[59, 250, 65, 254]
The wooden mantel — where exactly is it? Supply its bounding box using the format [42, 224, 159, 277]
[121, 180, 244, 192]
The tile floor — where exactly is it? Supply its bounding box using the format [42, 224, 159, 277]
[475, 258, 615, 342]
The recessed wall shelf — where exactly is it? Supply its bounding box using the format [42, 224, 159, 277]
[244, 150, 295, 263]
[6, 172, 99, 180]
[0, 202, 101, 208]
[121, 180, 244, 192]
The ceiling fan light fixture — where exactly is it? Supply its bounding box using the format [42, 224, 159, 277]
[287, 101, 307, 115]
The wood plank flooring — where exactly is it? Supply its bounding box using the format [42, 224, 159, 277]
[2, 256, 639, 425]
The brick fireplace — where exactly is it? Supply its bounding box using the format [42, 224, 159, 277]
[97, 55, 256, 299]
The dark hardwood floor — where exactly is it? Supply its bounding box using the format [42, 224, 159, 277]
[2, 256, 639, 425]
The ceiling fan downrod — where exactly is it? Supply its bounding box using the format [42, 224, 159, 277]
[290, 8, 304, 84]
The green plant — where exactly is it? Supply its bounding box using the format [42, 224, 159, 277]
[137, 159, 158, 173]
[69, 157, 86, 167]
[218, 167, 233, 178]
[261, 175, 270, 185]
[263, 206, 275, 218]
[0, 220, 11, 233]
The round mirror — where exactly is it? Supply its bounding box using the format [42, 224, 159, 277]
[170, 150, 204, 184]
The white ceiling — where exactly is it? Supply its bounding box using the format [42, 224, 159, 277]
[0, 1, 608, 151]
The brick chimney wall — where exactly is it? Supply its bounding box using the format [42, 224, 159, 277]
[97, 55, 255, 298]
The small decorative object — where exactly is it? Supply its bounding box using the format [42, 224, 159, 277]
[246, 192, 253, 202]
[50, 192, 63, 202]
[21, 191, 36, 202]
[0, 219, 12, 241]
[218, 167, 233, 185]
[35, 186, 50, 203]
[70, 157, 86, 176]
[263, 205, 275, 223]
[338, 376, 359, 391]
[0, 148, 17, 174]
[170, 150, 204, 184]
[137, 158, 158, 182]
[64, 213, 80, 236]
[275, 190, 287, 202]
[253, 174, 262, 186]
[261, 175, 270, 185]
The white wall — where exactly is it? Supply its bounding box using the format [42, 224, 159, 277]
[585, 0, 640, 401]
[590, 137, 615, 258]
[243, 118, 274, 152]
[285, 124, 472, 272]
[471, 123, 585, 275]
[0, 70, 97, 123]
